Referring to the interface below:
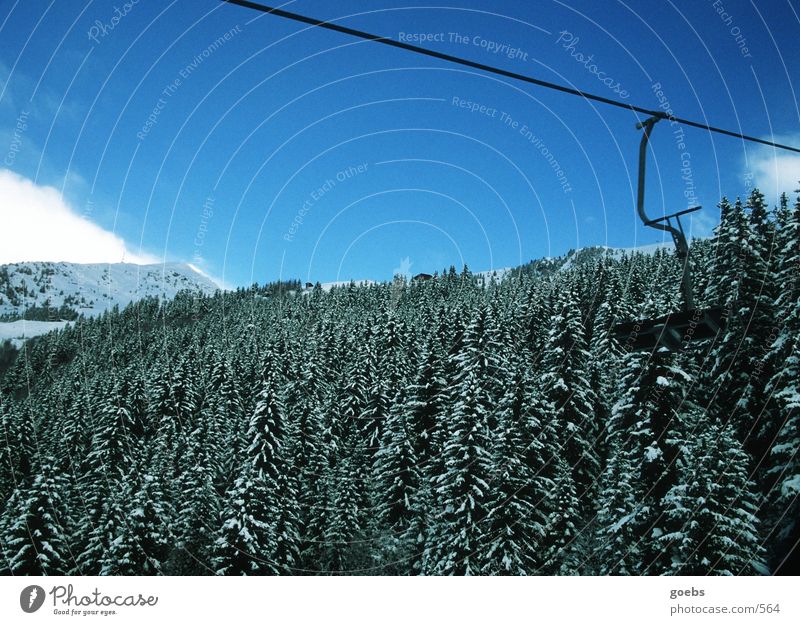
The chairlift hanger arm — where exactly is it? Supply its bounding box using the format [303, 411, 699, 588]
[636, 115, 695, 310]
[645, 205, 701, 227]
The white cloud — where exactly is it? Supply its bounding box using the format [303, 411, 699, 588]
[187, 262, 229, 290]
[746, 134, 800, 201]
[686, 210, 717, 239]
[0, 169, 158, 264]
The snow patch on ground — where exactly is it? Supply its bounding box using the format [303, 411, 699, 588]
[477, 267, 514, 281]
[0, 320, 71, 347]
[322, 280, 376, 291]
[304, 280, 377, 293]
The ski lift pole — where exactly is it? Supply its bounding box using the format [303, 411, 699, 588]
[635, 115, 697, 311]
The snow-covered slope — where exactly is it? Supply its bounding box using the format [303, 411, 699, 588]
[0, 319, 73, 348]
[309, 243, 673, 291]
[556, 242, 672, 272]
[475, 242, 673, 282]
[0, 261, 220, 319]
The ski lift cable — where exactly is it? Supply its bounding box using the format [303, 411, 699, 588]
[220, 0, 800, 154]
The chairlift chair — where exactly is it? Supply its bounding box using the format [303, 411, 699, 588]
[612, 115, 725, 351]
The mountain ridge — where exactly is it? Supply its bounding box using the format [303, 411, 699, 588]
[0, 243, 674, 344]
[0, 260, 220, 320]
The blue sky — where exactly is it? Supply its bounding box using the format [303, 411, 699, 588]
[1, 0, 798, 286]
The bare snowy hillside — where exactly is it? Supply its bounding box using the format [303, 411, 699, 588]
[0, 261, 220, 319]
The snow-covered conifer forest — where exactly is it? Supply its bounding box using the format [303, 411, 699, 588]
[0, 189, 797, 575]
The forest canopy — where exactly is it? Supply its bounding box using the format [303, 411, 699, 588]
[0, 189, 797, 576]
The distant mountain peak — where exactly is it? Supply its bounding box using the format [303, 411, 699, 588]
[0, 260, 219, 321]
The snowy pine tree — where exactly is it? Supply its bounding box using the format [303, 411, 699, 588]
[424, 369, 494, 575]
[541, 287, 600, 500]
[658, 424, 765, 575]
[1, 461, 74, 575]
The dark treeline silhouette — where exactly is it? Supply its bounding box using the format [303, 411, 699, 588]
[0, 189, 797, 575]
